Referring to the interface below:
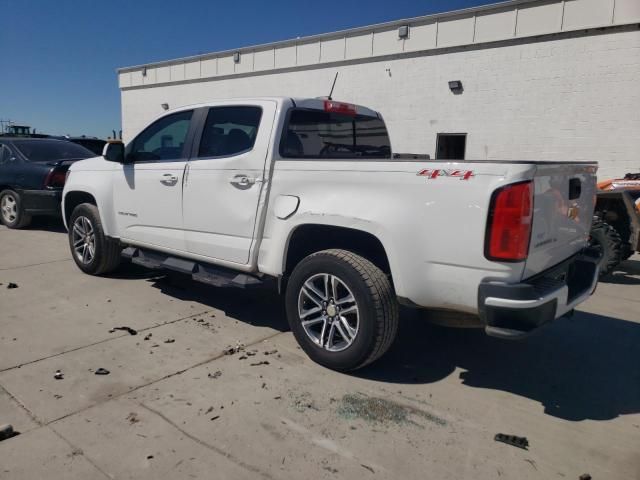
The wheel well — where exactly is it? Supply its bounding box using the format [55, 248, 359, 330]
[64, 191, 97, 225]
[285, 224, 391, 275]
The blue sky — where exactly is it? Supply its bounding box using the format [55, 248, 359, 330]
[1, 0, 495, 138]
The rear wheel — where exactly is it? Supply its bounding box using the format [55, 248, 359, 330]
[0, 190, 32, 229]
[69, 203, 121, 275]
[285, 249, 398, 371]
[589, 218, 623, 277]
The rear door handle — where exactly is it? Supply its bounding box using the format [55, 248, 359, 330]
[160, 174, 179, 186]
[230, 174, 261, 188]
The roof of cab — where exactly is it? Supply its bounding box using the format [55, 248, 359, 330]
[166, 96, 380, 118]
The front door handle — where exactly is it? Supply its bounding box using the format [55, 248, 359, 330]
[230, 174, 259, 189]
[160, 174, 179, 186]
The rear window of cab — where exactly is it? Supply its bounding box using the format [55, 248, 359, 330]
[280, 109, 391, 159]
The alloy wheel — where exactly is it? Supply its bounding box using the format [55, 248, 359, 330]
[1, 194, 17, 224]
[297, 273, 359, 352]
[72, 216, 96, 265]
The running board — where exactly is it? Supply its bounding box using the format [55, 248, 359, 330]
[122, 247, 263, 288]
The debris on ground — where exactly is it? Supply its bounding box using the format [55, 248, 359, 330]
[361, 464, 375, 473]
[54, 370, 64, 380]
[0, 424, 19, 442]
[337, 393, 447, 427]
[205, 406, 214, 414]
[210, 415, 220, 421]
[250, 361, 270, 366]
[208, 371, 222, 379]
[494, 433, 529, 450]
[164, 338, 175, 344]
[143, 333, 152, 341]
[223, 343, 245, 356]
[109, 326, 138, 335]
[94, 368, 110, 375]
[290, 391, 318, 412]
[146, 455, 154, 460]
[6, 283, 18, 289]
[264, 350, 278, 355]
[126, 412, 140, 424]
[579, 475, 592, 480]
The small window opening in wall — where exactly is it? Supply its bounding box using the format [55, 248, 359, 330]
[436, 133, 466, 160]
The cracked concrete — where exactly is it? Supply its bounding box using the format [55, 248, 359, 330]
[1, 219, 639, 479]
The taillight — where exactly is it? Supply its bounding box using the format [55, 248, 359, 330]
[323, 100, 357, 116]
[44, 168, 67, 188]
[485, 181, 533, 262]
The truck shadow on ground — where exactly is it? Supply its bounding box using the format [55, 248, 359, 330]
[23, 217, 67, 233]
[140, 267, 639, 423]
[599, 259, 640, 285]
[358, 309, 640, 422]
[147, 271, 289, 332]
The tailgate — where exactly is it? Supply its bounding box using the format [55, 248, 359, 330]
[524, 163, 597, 278]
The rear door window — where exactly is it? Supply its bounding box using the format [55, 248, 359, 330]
[198, 106, 262, 158]
[280, 109, 391, 159]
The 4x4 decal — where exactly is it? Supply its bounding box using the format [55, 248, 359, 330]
[417, 169, 475, 180]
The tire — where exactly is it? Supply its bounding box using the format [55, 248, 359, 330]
[589, 218, 623, 277]
[0, 190, 32, 229]
[69, 203, 121, 275]
[285, 249, 399, 371]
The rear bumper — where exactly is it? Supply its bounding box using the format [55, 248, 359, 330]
[18, 189, 61, 216]
[478, 248, 600, 339]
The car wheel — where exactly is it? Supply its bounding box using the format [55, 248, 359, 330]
[589, 218, 623, 277]
[285, 249, 399, 371]
[0, 190, 32, 229]
[69, 203, 121, 275]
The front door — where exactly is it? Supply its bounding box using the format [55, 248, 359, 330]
[113, 109, 195, 252]
[182, 101, 276, 264]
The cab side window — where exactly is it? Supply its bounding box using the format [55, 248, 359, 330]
[129, 110, 193, 161]
[198, 106, 262, 158]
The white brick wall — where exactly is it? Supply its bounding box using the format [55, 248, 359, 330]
[121, 28, 640, 179]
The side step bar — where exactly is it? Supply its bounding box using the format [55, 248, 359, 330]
[122, 247, 263, 288]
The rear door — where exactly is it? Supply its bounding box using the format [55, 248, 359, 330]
[524, 163, 597, 278]
[182, 100, 277, 264]
[113, 109, 195, 252]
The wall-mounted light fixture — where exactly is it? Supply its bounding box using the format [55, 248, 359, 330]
[142, 66, 147, 77]
[448, 80, 463, 94]
[398, 25, 409, 39]
[233, 52, 240, 63]
[161, 103, 169, 110]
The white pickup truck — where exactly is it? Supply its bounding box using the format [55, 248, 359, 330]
[62, 97, 600, 371]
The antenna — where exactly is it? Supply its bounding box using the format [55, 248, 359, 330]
[328, 72, 339, 100]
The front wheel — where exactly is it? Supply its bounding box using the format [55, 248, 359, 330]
[285, 249, 399, 371]
[69, 203, 121, 275]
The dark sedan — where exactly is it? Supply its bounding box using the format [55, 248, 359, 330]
[0, 138, 94, 228]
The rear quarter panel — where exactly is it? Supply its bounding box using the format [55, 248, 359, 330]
[260, 160, 538, 313]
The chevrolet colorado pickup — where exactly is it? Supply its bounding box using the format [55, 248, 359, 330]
[62, 97, 600, 371]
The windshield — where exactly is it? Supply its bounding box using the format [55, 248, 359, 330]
[13, 139, 94, 162]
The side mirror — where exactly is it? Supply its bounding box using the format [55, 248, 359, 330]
[103, 141, 125, 163]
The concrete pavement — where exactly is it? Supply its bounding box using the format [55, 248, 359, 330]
[1, 219, 639, 479]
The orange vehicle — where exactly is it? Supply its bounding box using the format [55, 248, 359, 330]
[590, 173, 640, 275]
